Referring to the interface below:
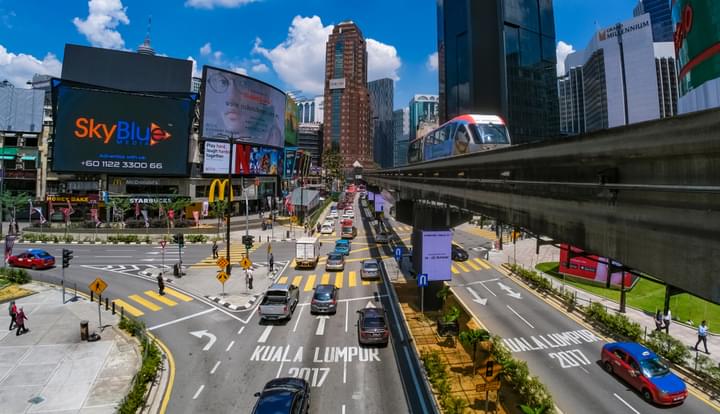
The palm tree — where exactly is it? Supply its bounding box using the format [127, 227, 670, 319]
[458, 328, 491, 376]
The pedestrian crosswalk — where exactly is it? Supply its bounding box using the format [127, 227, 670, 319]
[276, 270, 378, 292]
[112, 287, 193, 317]
[451, 258, 492, 274]
[191, 242, 264, 268]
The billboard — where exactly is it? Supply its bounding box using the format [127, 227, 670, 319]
[200, 66, 286, 148]
[203, 141, 281, 176]
[283, 147, 297, 178]
[61, 44, 193, 93]
[374, 194, 384, 213]
[558, 244, 635, 288]
[421, 230, 453, 281]
[52, 82, 194, 176]
[0, 87, 44, 133]
[285, 95, 298, 146]
[329, 78, 346, 89]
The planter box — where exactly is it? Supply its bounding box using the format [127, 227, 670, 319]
[436, 319, 459, 337]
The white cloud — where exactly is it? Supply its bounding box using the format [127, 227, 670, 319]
[366, 38, 401, 82]
[251, 63, 269, 73]
[187, 55, 201, 78]
[72, 0, 129, 49]
[426, 52, 438, 72]
[0, 44, 62, 87]
[253, 16, 332, 95]
[556, 40, 575, 77]
[200, 42, 212, 56]
[185, 0, 257, 9]
[212, 50, 223, 61]
[230, 66, 248, 75]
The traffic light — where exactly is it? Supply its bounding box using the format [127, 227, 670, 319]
[62, 249, 73, 268]
[242, 235, 254, 250]
[172, 233, 185, 247]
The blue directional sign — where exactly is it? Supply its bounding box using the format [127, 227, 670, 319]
[394, 247, 402, 261]
[418, 273, 428, 288]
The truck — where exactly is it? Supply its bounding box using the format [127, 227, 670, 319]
[295, 236, 320, 269]
[258, 284, 300, 321]
[340, 219, 356, 239]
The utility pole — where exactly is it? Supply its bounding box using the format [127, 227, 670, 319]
[226, 139, 234, 276]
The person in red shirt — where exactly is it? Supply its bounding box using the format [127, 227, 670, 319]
[15, 307, 28, 336]
[8, 301, 17, 330]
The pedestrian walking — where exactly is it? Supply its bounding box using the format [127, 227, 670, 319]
[268, 252, 274, 273]
[695, 320, 710, 354]
[15, 307, 28, 336]
[663, 309, 672, 334]
[246, 268, 254, 290]
[316, 223, 321, 233]
[8, 300, 17, 331]
[157, 274, 165, 295]
[212, 241, 219, 259]
[654, 310, 663, 331]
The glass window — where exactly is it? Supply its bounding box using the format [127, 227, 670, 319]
[519, 28, 541, 67]
[542, 35, 555, 63]
[505, 25, 520, 64]
[639, 357, 670, 378]
[504, 0, 539, 32]
[539, 0, 555, 37]
[471, 123, 510, 144]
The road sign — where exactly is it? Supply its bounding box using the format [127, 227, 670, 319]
[476, 381, 501, 392]
[290, 215, 298, 224]
[418, 273, 428, 288]
[159, 240, 167, 248]
[394, 247, 402, 261]
[216, 271, 229, 284]
[216, 256, 229, 269]
[240, 257, 252, 270]
[89, 277, 108, 296]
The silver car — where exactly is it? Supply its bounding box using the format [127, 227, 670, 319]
[325, 253, 345, 271]
[360, 259, 380, 280]
[311, 284, 339, 314]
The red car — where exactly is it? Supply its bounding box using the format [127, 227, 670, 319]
[8, 249, 56, 270]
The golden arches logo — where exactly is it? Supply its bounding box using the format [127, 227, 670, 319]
[208, 179, 234, 202]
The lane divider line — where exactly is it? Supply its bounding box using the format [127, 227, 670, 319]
[506, 305, 535, 329]
[192, 385, 204, 400]
[258, 326, 273, 343]
[226, 340, 235, 352]
[613, 393, 640, 414]
[210, 361, 221, 375]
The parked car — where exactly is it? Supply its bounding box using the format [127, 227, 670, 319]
[451, 244, 469, 261]
[252, 377, 310, 414]
[325, 253, 345, 271]
[258, 284, 300, 321]
[357, 307, 389, 346]
[311, 284, 339, 314]
[360, 259, 380, 280]
[601, 342, 687, 405]
[8, 249, 55, 270]
[334, 239, 351, 256]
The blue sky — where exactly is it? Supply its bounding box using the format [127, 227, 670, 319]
[0, 0, 639, 109]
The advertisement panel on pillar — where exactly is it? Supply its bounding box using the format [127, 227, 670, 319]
[422, 230, 452, 281]
[202, 141, 280, 175]
[374, 194, 384, 213]
[368, 192, 375, 201]
[283, 147, 297, 178]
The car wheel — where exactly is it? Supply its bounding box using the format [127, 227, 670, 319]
[603, 361, 613, 374]
[642, 389, 653, 403]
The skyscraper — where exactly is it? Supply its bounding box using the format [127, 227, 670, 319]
[408, 94, 438, 141]
[393, 107, 410, 167]
[436, 0, 559, 144]
[633, 0, 673, 42]
[368, 78, 394, 168]
[323, 21, 372, 169]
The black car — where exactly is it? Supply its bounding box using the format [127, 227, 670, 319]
[252, 377, 310, 414]
[357, 307, 389, 346]
[451, 244, 469, 261]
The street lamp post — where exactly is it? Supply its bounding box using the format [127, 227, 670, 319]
[226, 139, 234, 275]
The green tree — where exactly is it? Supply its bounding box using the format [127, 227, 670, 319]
[458, 328, 491, 375]
[108, 197, 131, 224]
[322, 149, 344, 182]
[0, 192, 31, 222]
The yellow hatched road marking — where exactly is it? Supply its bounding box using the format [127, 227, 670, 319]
[456, 262, 470, 272]
[113, 299, 144, 317]
[129, 294, 162, 311]
[292, 276, 303, 287]
[362, 280, 370, 286]
[164, 288, 192, 302]
[278, 276, 289, 284]
[474, 258, 490, 269]
[466, 260, 481, 271]
[145, 291, 178, 307]
[334, 273, 343, 288]
[348, 271, 357, 287]
[451, 266, 460, 274]
[304, 275, 316, 292]
[321, 273, 330, 285]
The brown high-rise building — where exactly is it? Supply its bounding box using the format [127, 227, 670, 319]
[323, 21, 372, 169]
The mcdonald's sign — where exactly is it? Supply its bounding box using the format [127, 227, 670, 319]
[208, 179, 234, 202]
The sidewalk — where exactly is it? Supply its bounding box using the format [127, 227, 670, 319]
[0, 283, 140, 413]
[484, 236, 720, 365]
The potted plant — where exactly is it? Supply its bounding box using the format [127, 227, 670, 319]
[437, 306, 461, 337]
[459, 328, 491, 375]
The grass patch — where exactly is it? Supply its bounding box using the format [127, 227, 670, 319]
[536, 262, 720, 332]
[0, 284, 34, 303]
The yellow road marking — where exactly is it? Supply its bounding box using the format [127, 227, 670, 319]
[278, 276, 289, 284]
[113, 299, 144, 317]
[334, 273, 343, 288]
[456, 262, 470, 272]
[129, 294, 162, 311]
[348, 271, 357, 287]
[149, 332, 174, 414]
[474, 258, 490, 269]
[145, 291, 178, 307]
[466, 260, 481, 271]
[362, 279, 370, 286]
[164, 288, 192, 302]
[451, 266, 460, 274]
[321, 273, 330, 285]
[292, 276, 303, 287]
[304, 275, 316, 292]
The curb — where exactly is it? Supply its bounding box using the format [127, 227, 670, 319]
[206, 294, 260, 310]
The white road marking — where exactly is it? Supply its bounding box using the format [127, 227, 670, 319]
[226, 340, 235, 352]
[506, 305, 535, 329]
[580, 366, 590, 374]
[343, 357, 347, 384]
[315, 315, 330, 336]
[479, 281, 497, 296]
[275, 345, 290, 378]
[237, 326, 245, 335]
[258, 326, 273, 343]
[210, 361, 221, 374]
[95, 255, 133, 258]
[147, 308, 216, 331]
[293, 305, 304, 332]
[189, 330, 217, 351]
[345, 301, 349, 332]
[192, 385, 205, 400]
[342, 405, 346, 414]
[613, 393, 641, 414]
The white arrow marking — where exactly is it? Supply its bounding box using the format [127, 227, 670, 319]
[466, 287, 488, 305]
[497, 282, 522, 299]
[365, 300, 376, 308]
[315, 315, 330, 336]
[189, 330, 217, 351]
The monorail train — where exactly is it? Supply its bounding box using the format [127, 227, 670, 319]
[407, 114, 511, 164]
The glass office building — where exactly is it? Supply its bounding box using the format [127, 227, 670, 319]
[437, 0, 559, 144]
[633, 0, 673, 42]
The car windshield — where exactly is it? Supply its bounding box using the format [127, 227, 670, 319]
[364, 262, 378, 270]
[256, 390, 294, 410]
[265, 293, 287, 304]
[640, 357, 670, 377]
[328, 254, 342, 261]
[314, 291, 333, 300]
[364, 316, 385, 328]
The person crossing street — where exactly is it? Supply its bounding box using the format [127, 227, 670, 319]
[15, 307, 28, 335]
[8, 300, 17, 331]
[157, 273, 165, 295]
[212, 240, 219, 259]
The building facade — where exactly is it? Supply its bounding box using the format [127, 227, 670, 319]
[322, 21, 372, 168]
[437, 0, 559, 144]
[558, 13, 678, 134]
[368, 78, 394, 168]
[392, 107, 409, 167]
[297, 96, 324, 124]
[633, 0, 673, 42]
[297, 123, 323, 167]
[408, 95, 438, 141]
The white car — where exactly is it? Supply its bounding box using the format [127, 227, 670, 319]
[345, 210, 354, 219]
[329, 210, 338, 219]
[342, 212, 351, 219]
[321, 224, 334, 234]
